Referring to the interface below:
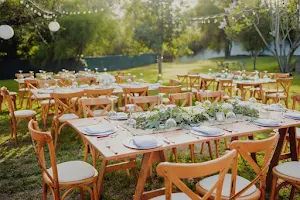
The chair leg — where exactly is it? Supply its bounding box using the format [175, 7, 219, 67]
[84, 142, 89, 162]
[171, 148, 178, 163]
[224, 138, 229, 150]
[270, 175, 278, 200]
[79, 188, 85, 200]
[214, 140, 219, 158]
[12, 95, 17, 110]
[290, 186, 296, 200]
[11, 119, 17, 145]
[93, 181, 98, 200]
[189, 144, 195, 163]
[207, 141, 213, 160]
[42, 182, 48, 200]
[285, 99, 289, 109]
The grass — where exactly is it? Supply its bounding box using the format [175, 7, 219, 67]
[0, 56, 299, 199]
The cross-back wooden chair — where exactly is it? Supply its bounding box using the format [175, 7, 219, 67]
[200, 77, 216, 90]
[151, 150, 237, 200]
[274, 73, 290, 79]
[169, 92, 193, 107]
[169, 79, 181, 86]
[75, 76, 90, 85]
[130, 95, 161, 111]
[51, 91, 84, 147]
[15, 73, 32, 79]
[218, 79, 233, 100]
[81, 97, 114, 118]
[188, 72, 199, 75]
[120, 87, 148, 112]
[232, 71, 241, 76]
[118, 75, 135, 84]
[265, 78, 293, 108]
[197, 133, 279, 200]
[24, 79, 39, 109]
[0, 87, 16, 112]
[1, 87, 36, 144]
[28, 120, 98, 200]
[36, 72, 54, 79]
[37, 79, 59, 88]
[84, 88, 114, 98]
[158, 86, 182, 104]
[259, 73, 274, 79]
[188, 75, 201, 91]
[244, 71, 256, 77]
[177, 75, 188, 90]
[196, 91, 224, 104]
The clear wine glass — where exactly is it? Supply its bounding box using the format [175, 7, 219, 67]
[126, 104, 136, 128]
[104, 68, 107, 73]
[139, 73, 144, 83]
[95, 68, 98, 73]
[108, 97, 117, 119]
[165, 105, 177, 129]
[226, 111, 236, 131]
[263, 70, 268, 79]
[208, 69, 212, 75]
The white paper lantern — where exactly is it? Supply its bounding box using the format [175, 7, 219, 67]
[0, 25, 14, 40]
[48, 21, 60, 32]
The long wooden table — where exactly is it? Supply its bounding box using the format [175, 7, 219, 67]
[67, 109, 299, 199]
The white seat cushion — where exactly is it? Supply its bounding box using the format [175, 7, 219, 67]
[223, 95, 230, 100]
[9, 92, 17, 96]
[19, 88, 28, 92]
[14, 110, 36, 117]
[266, 93, 286, 98]
[47, 161, 96, 183]
[162, 98, 170, 103]
[275, 161, 300, 179]
[198, 174, 257, 197]
[41, 99, 55, 105]
[151, 193, 190, 200]
[54, 114, 79, 122]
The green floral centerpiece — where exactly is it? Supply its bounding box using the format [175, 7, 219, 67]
[134, 101, 259, 130]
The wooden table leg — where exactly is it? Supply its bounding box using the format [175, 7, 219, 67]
[266, 128, 288, 191]
[97, 159, 108, 196]
[133, 151, 166, 200]
[288, 126, 298, 161]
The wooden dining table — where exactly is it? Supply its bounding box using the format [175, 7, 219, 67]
[66, 107, 300, 199]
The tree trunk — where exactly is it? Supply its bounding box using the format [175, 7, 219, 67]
[157, 51, 163, 75]
[251, 51, 257, 70]
[224, 40, 232, 59]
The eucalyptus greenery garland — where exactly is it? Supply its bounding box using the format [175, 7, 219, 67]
[134, 102, 259, 130]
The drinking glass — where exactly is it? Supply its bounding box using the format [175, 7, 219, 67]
[226, 111, 236, 131]
[126, 104, 136, 127]
[108, 97, 117, 119]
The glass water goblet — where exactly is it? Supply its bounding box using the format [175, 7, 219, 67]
[126, 104, 136, 128]
[226, 111, 236, 131]
[165, 105, 177, 129]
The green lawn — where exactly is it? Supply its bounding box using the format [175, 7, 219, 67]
[0, 56, 299, 199]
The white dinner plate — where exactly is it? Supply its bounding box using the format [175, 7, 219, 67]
[80, 126, 117, 136]
[190, 130, 225, 137]
[123, 136, 163, 150]
[253, 122, 281, 127]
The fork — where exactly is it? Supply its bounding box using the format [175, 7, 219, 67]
[105, 140, 118, 154]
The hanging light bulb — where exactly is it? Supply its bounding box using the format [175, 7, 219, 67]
[0, 25, 14, 40]
[48, 21, 60, 32]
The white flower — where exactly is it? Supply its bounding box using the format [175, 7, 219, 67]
[97, 73, 116, 84]
[221, 103, 234, 111]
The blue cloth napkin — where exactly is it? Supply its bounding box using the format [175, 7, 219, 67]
[263, 104, 287, 112]
[133, 136, 158, 148]
[84, 124, 114, 135]
[254, 119, 280, 126]
[79, 84, 89, 88]
[285, 113, 300, 120]
[192, 126, 222, 135]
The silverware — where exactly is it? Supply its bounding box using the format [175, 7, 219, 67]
[105, 140, 118, 155]
[164, 136, 175, 144]
[186, 131, 199, 139]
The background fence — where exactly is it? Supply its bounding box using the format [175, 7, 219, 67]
[0, 53, 157, 80]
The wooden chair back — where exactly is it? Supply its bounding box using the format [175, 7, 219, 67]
[81, 98, 113, 118]
[116, 71, 125, 76]
[244, 72, 256, 77]
[188, 75, 201, 89]
[259, 73, 274, 79]
[36, 79, 58, 88]
[25, 79, 38, 101]
[219, 79, 233, 98]
[274, 73, 290, 79]
[169, 92, 193, 107]
[122, 87, 148, 105]
[75, 77, 90, 85]
[156, 150, 237, 200]
[158, 86, 181, 94]
[50, 91, 84, 120]
[118, 75, 135, 84]
[28, 119, 60, 197]
[200, 77, 216, 90]
[229, 133, 280, 199]
[1, 87, 15, 117]
[176, 75, 188, 88]
[84, 88, 114, 98]
[15, 73, 32, 79]
[231, 71, 241, 76]
[188, 72, 199, 75]
[169, 79, 181, 86]
[292, 94, 300, 110]
[130, 96, 161, 111]
[196, 91, 224, 104]
[276, 78, 293, 96]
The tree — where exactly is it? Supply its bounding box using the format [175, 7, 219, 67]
[227, 0, 300, 72]
[124, 0, 186, 74]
